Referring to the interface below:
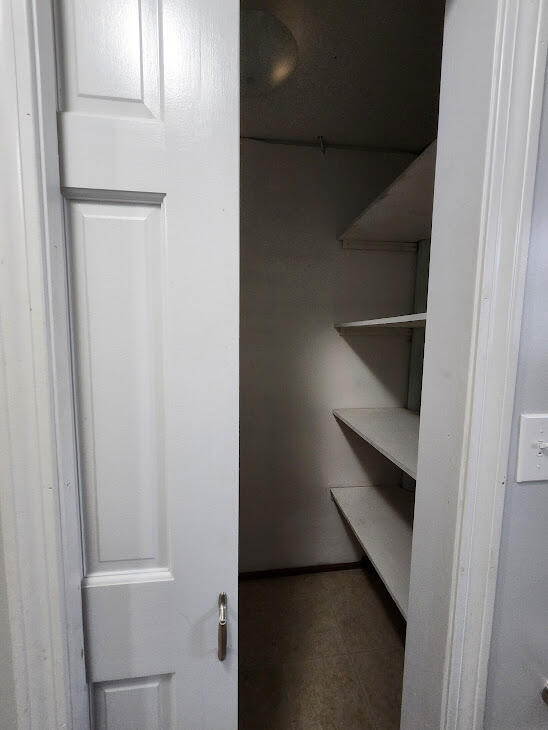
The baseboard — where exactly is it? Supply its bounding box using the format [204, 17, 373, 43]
[239, 557, 406, 638]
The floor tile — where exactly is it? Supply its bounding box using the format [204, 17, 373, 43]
[283, 655, 376, 729]
[350, 646, 405, 730]
[239, 566, 405, 729]
[239, 661, 292, 730]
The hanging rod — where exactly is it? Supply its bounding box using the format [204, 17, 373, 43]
[240, 135, 421, 156]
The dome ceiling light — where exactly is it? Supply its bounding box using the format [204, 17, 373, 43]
[241, 10, 298, 97]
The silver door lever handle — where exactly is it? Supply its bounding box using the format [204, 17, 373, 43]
[218, 593, 227, 661]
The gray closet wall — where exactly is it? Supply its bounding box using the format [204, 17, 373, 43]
[240, 139, 417, 571]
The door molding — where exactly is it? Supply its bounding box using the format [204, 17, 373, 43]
[402, 1, 548, 728]
[0, 0, 89, 727]
[444, 4, 548, 727]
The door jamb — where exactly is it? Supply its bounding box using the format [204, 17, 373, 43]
[402, 1, 548, 728]
[1, 0, 89, 726]
[445, 6, 548, 726]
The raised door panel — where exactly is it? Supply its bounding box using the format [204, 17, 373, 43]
[56, 0, 165, 192]
[57, 0, 161, 119]
[94, 675, 172, 729]
[68, 200, 166, 572]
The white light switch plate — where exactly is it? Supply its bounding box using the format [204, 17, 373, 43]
[516, 414, 548, 482]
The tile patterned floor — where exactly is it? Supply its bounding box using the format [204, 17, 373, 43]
[239, 566, 406, 729]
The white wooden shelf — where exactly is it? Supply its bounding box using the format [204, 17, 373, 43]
[340, 141, 437, 250]
[336, 312, 426, 330]
[333, 407, 419, 478]
[331, 485, 414, 618]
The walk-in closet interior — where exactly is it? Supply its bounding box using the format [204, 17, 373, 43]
[239, 1, 446, 727]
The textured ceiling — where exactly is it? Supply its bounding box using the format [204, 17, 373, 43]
[241, 0, 445, 152]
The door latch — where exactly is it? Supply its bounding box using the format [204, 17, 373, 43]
[218, 593, 227, 661]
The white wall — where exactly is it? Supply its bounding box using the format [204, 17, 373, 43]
[240, 139, 417, 571]
[484, 65, 548, 729]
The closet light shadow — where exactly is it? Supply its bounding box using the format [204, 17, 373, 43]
[335, 420, 403, 487]
[337, 329, 412, 406]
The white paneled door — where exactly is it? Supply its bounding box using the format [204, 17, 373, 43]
[54, 1, 239, 727]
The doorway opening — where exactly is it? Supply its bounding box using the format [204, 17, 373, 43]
[239, 1, 445, 727]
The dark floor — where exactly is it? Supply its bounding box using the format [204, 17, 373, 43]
[239, 565, 406, 730]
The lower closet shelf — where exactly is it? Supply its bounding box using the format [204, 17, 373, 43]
[336, 312, 427, 330]
[333, 407, 419, 478]
[331, 485, 414, 618]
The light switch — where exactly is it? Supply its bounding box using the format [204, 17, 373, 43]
[516, 414, 548, 482]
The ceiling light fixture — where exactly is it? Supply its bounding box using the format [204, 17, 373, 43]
[241, 10, 298, 97]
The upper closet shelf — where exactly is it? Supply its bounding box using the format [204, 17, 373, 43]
[340, 140, 437, 251]
[333, 407, 419, 478]
[336, 312, 426, 330]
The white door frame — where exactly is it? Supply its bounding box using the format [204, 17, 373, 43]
[402, 1, 548, 728]
[1, 1, 546, 729]
[1, 0, 82, 726]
